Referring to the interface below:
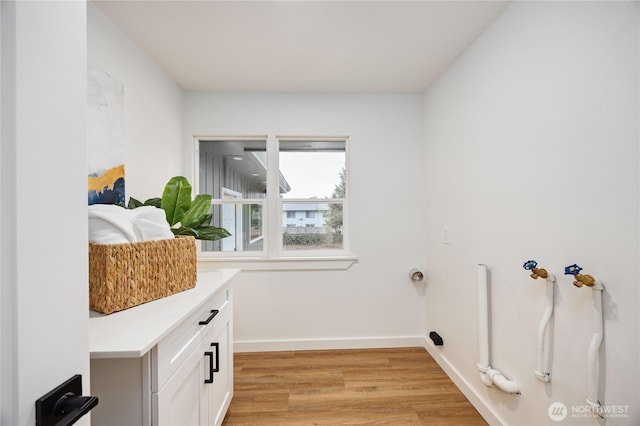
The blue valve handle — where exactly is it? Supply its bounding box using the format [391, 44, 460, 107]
[523, 260, 538, 270]
[564, 264, 583, 276]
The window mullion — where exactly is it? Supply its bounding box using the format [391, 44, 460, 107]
[266, 135, 280, 256]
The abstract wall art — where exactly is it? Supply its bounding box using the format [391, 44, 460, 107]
[87, 63, 125, 205]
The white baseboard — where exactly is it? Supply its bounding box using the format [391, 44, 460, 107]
[421, 336, 505, 426]
[234, 335, 426, 353]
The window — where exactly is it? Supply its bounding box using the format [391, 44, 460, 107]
[195, 136, 348, 259]
[278, 138, 346, 253]
[197, 138, 267, 254]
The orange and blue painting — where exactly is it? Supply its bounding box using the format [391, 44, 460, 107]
[88, 64, 125, 205]
[88, 164, 125, 205]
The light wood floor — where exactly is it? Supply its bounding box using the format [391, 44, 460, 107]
[222, 347, 487, 425]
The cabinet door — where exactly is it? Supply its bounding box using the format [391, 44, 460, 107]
[203, 308, 233, 426]
[154, 340, 208, 426]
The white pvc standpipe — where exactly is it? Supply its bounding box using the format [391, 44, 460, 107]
[478, 264, 490, 367]
[534, 276, 555, 382]
[477, 264, 519, 394]
[587, 282, 604, 415]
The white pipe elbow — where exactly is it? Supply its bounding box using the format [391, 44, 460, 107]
[479, 372, 493, 387]
[477, 363, 519, 394]
[477, 363, 493, 387]
[487, 368, 520, 394]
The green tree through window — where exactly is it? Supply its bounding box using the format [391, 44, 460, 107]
[325, 166, 345, 235]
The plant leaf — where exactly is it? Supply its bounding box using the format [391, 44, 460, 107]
[189, 214, 213, 229]
[180, 194, 212, 228]
[172, 225, 231, 241]
[143, 197, 161, 208]
[161, 176, 192, 226]
[197, 226, 232, 241]
[127, 197, 143, 209]
[171, 227, 197, 237]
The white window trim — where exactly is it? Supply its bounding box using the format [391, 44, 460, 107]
[193, 135, 356, 270]
[208, 199, 267, 258]
[197, 255, 358, 271]
[220, 187, 243, 252]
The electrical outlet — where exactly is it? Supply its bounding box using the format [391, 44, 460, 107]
[443, 226, 450, 244]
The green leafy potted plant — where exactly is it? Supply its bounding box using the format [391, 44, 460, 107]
[127, 176, 231, 241]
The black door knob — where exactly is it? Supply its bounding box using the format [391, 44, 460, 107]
[36, 375, 99, 426]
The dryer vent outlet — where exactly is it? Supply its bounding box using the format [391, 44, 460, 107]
[429, 331, 444, 346]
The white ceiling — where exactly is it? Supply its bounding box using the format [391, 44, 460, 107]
[94, 1, 510, 94]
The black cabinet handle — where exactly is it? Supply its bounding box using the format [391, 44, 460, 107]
[204, 351, 214, 384]
[199, 309, 219, 325]
[204, 342, 220, 384]
[211, 342, 220, 373]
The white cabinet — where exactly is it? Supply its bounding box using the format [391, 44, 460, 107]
[90, 270, 238, 426]
[154, 345, 207, 426]
[203, 307, 233, 426]
[152, 290, 233, 426]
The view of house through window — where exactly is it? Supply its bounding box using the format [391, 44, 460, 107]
[198, 139, 267, 253]
[279, 139, 346, 251]
[197, 136, 347, 256]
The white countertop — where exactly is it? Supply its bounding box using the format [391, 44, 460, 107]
[89, 269, 240, 359]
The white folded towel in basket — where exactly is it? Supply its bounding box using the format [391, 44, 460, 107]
[89, 204, 174, 244]
[131, 206, 175, 242]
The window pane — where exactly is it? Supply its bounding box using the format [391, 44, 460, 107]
[199, 139, 268, 199]
[279, 140, 346, 199]
[282, 201, 343, 251]
[202, 202, 264, 253]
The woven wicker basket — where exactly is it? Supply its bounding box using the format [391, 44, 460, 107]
[89, 236, 197, 314]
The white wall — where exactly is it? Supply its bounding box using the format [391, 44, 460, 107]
[87, 6, 428, 351]
[422, 2, 639, 425]
[185, 94, 428, 350]
[1, 2, 89, 424]
[88, 4, 184, 201]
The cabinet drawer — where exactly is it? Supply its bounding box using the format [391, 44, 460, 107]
[153, 288, 230, 392]
[153, 338, 207, 426]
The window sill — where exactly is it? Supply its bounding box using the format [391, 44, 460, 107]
[197, 255, 358, 271]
